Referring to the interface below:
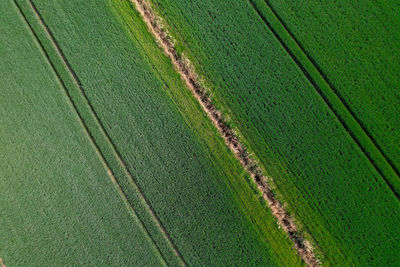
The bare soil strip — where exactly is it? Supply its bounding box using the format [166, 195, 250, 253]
[17, 0, 184, 265]
[0, 258, 6, 267]
[250, 0, 400, 199]
[129, 0, 321, 265]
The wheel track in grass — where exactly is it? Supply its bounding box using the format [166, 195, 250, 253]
[128, 0, 320, 265]
[14, 0, 186, 265]
[249, 0, 400, 200]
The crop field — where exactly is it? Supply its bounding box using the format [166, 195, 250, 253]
[0, 1, 162, 265]
[147, 0, 400, 265]
[250, 0, 400, 197]
[1, 0, 399, 266]
[2, 0, 302, 266]
[260, 0, 400, 191]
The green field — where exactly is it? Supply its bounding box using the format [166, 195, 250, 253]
[0, 1, 162, 265]
[250, 0, 400, 198]
[147, 0, 400, 265]
[1, 0, 303, 265]
[264, 0, 400, 184]
[2, 0, 399, 265]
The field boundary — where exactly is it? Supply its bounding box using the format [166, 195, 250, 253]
[14, 0, 185, 265]
[249, 0, 400, 199]
[129, 0, 320, 265]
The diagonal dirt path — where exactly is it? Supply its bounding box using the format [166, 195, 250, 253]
[129, 0, 321, 265]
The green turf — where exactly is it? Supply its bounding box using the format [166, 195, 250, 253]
[9, 0, 304, 265]
[147, 0, 400, 265]
[0, 1, 164, 266]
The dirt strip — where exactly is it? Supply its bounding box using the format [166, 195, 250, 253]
[0, 258, 6, 267]
[129, 0, 321, 265]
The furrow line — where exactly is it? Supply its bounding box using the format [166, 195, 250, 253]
[17, 0, 185, 265]
[129, 0, 320, 265]
[249, 0, 400, 199]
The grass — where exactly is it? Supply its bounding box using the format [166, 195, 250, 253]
[0, 0, 164, 265]
[8, 0, 303, 265]
[147, 0, 400, 265]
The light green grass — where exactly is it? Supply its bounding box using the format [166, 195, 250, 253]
[0, 1, 163, 266]
[147, 0, 400, 265]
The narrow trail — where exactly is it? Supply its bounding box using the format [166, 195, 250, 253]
[15, 0, 185, 265]
[0, 258, 6, 267]
[250, 0, 400, 200]
[129, 0, 320, 265]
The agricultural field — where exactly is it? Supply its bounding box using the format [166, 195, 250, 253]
[260, 0, 400, 192]
[0, 1, 162, 265]
[2, 0, 301, 265]
[1, 0, 399, 266]
[147, 0, 400, 265]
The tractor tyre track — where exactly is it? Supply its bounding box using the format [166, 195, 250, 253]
[129, 0, 320, 266]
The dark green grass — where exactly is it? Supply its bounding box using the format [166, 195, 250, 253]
[0, 1, 163, 265]
[148, 0, 400, 265]
[263, 0, 400, 187]
[249, 0, 400, 198]
[14, 0, 303, 265]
